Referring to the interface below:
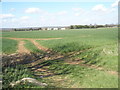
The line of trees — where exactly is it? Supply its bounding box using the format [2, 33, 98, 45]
[14, 28, 42, 31]
[70, 24, 117, 29]
[12, 24, 118, 31]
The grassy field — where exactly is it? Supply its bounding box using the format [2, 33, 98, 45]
[2, 28, 118, 88]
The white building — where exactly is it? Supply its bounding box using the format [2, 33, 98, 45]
[60, 28, 66, 30]
[41, 26, 69, 30]
[47, 28, 52, 30]
[53, 28, 59, 30]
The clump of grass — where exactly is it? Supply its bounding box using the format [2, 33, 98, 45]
[2, 38, 18, 54]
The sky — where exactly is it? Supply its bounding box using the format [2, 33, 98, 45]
[0, 0, 119, 28]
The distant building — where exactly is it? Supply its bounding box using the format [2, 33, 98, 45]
[60, 28, 66, 30]
[41, 26, 69, 30]
[47, 28, 52, 30]
[53, 28, 59, 30]
[3, 26, 69, 31]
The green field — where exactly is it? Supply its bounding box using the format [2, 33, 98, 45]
[2, 28, 118, 88]
[2, 38, 18, 54]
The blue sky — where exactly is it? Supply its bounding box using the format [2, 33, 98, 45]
[0, 0, 119, 28]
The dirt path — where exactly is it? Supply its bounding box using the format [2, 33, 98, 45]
[30, 40, 48, 52]
[2, 37, 62, 53]
[17, 41, 30, 54]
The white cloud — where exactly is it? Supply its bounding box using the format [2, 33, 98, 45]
[10, 8, 16, 12]
[72, 8, 85, 16]
[2, 19, 7, 22]
[57, 11, 67, 15]
[0, 14, 15, 19]
[109, 8, 117, 12]
[75, 13, 81, 16]
[11, 18, 18, 22]
[72, 8, 83, 12]
[111, 0, 119, 7]
[2, 16, 30, 25]
[20, 16, 30, 20]
[25, 8, 41, 14]
[92, 4, 107, 12]
[19, 16, 30, 24]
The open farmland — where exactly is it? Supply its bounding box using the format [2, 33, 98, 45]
[2, 28, 118, 88]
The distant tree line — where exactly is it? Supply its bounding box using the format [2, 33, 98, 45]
[70, 24, 117, 29]
[12, 24, 118, 31]
[14, 28, 42, 31]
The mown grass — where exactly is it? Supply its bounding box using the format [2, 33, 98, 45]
[2, 38, 18, 54]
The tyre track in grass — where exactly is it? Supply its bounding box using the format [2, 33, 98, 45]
[65, 59, 118, 76]
[28, 50, 118, 77]
[17, 41, 30, 54]
[2, 37, 62, 53]
[2, 37, 118, 76]
[30, 40, 49, 52]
